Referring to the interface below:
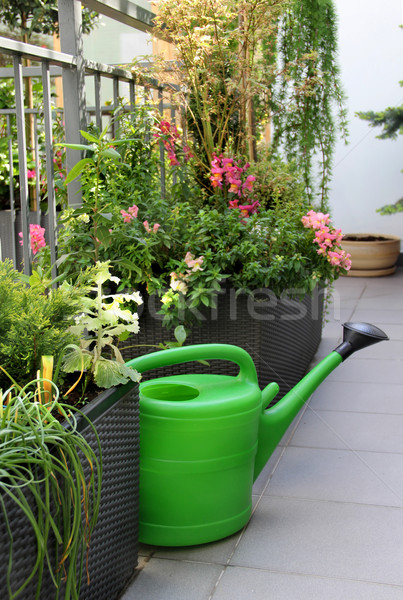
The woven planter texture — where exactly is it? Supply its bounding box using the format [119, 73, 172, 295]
[0, 384, 140, 600]
[122, 286, 324, 401]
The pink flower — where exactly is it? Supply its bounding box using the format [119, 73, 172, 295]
[167, 150, 180, 166]
[143, 221, 160, 233]
[242, 175, 256, 193]
[128, 205, 138, 218]
[121, 205, 139, 222]
[121, 210, 133, 223]
[19, 224, 46, 255]
[239, 200, 260, 217]
[302, 210, 330, 230]
[184, 252, 204, 272]
[27, 169, 36, 180]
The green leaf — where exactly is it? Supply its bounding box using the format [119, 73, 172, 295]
[56, 142, 89, 151]
[100, 148, 121, 160]
[65, 158, 94, 185]
[93, 359, 141, 388]
[62, 346, 92, 373]
[174, 325, 187, 345]
[95, 225, 112, 247]
[80, 130, 101, 144]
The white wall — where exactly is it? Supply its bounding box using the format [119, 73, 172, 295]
[330, 0, 403, 243]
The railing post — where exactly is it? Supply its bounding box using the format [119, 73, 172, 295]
[13, 55, 31, 275]
[58, 0, 87, 207]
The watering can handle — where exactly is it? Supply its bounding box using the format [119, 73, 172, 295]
[126, 344, 258, 384]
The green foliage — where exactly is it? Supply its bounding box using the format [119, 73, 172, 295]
[0, 0, 98, 39]
[62, 262, 142, 390]
[0, 379, 101, 599]
[357, 105, 403, 140]
[250, 154, 307, 210]
[357, 80, 403, 214]
[377, 197, 403, 215]
[159, 163, 346, 328]
[149, 0, 288, 176]
[54, 107, 205, 292]
[0, 259, 86, 390]
[271, 0, 348, 209]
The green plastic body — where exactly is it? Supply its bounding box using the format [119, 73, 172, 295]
[126, 345, 343, 546]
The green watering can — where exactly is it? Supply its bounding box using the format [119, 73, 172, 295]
[127, 322, 388, 547]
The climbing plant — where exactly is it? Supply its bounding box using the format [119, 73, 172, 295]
[270, 0, 348, 210]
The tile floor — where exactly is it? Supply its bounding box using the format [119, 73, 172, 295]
[121, 268, 403, 600]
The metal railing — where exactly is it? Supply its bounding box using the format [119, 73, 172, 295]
[0, 0, 177, 277]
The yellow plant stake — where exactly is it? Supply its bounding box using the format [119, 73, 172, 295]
[42, 355, 54, 403]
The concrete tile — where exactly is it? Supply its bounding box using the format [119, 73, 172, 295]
[252, 445, 283, 495]
[121, 558, 223, 600]
[149, 532, 241, 564]
[349, 308, 403, 325]
[213, 566, 403, 600]
[229, 496, 403, 586]
[265, 446, 403, 507]
[358, 292, 403, 310]
[346, 340, 403, 360]
[289, 408, 403, 453]
[325, 358, 403, 384]
[309, 380, 403, 414]
[314, 335, 342, 357]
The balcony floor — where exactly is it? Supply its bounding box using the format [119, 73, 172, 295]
[121, 268, 403, 600]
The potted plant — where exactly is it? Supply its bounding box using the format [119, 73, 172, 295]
[0, 378, 101, 600]
[340, 233, 401, 277]
[0, 259, 142, 600]
[48, 119, 351, 399]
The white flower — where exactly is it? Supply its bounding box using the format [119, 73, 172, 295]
[77, 213, 90, 223]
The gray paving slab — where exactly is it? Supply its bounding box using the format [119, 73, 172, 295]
[121, 558, 223, 600]
[346, 339, 403, 360]
[289, 408, 403, 453]
[309, 380, 403, 414]
[229, 496, 403, 586]
[358, 292, 403, 310]
[325, 358, 403, 384]
[212, 566, 403, 600]
[145, 531, 241, 564]
[349, 308, 403, 324]
[265, 446, 403, 507]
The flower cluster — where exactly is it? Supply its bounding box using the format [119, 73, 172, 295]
[153, 119, 193, 166]
[302, 210, 352, 271]
[120, 204, 160, 233]
[210, 154, 259, 218]
[19, 224, 46, 255]
[120, 205, 138, 222]
[162, 252, 204, 305]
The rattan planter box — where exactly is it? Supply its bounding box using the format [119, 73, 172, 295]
[122, 286, 324, 400]
[0, 383, 140, 600]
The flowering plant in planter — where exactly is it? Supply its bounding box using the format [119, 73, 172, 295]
[156, 153, 351, 328]
[51, 114, 351, 331]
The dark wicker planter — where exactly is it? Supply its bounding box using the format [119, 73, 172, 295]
[122, 286, 324, 401]
[0, 383, 140, 600]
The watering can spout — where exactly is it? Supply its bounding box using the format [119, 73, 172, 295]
[333, 322, 389, 360]
[253, 322, 389, 480]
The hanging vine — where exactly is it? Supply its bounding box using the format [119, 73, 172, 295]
[270, 0, 348, 210]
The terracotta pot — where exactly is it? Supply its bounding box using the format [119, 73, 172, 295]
[341, 233, 401, 277]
